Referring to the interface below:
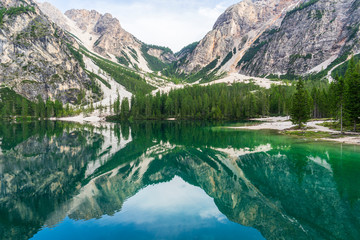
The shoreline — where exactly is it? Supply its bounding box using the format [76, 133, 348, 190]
[49, 115, 360, 146]
[229, 117, 360, 146]
[50, 113, 109, 127]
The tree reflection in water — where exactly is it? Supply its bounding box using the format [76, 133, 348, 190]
[0, 121, 359, 240]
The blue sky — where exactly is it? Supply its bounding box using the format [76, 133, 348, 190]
[38, 0, 240, 52]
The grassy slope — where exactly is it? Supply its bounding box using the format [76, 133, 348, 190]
[79, 47, 156, 95]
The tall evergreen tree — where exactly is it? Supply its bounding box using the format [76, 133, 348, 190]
[114, 91, 120, 115]
[2, 101, 10, 118]
[120, 98, 130, 120]
[331, 75, 345, 133]
[21, 98, 28, 118]
[290, 79, 311, 128]
[46, 99, 54, 118]
[36, 95, 46, 119]
[54, 99, 63, 117]
[344, 58, 360, 131]
[90, 100, 94, 113]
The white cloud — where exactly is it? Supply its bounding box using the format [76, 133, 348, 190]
[198, 3, 228, 19]
[102, 176, 224, 226]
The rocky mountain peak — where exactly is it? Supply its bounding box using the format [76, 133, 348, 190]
[64, 9, 124, 36]
[178, 0, 360, 78]
[38, 2, 176, 73]
[94, 12, 122, 35]
[62, 7, 175, 71]
[179, 0, 300, 74]
[237, 0, 360, 76]
[1, 0, 33, 8]
[0, 0, 97, 103]
[65, 9, 102, 33]
[37, 1, 71, 31]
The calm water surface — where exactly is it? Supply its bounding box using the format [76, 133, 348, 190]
[0, 121, 359, 240]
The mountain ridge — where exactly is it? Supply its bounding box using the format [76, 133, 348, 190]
[0, 0, 99, 104]
[178, 0, 302, 75]
[236, 0, 360, 77]
[38, 2, 177, 73]
[178, 0, 360, 79]
[2, 0, 360, 112]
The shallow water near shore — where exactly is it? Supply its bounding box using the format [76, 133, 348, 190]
[0, 121, 359, 240]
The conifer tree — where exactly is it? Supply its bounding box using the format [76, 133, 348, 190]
[65, 103, 70, 116]
[54, 99, 63, 117]
[290, 79, 311, 128]
[114, 91, 120, 115]
[331, 75, 345, 133]
[2, 101, 10, 118]
[165, 97, 174, 116]
[46, 99, 54, 117]
[37, 95, 46, 119]
[99, 103, 103, 115]
[120, 98, 130, 120]
[90, 100, 94, 113]
[109, 95, 113, 113]
[344, 57, 360, 131]
[21, 98, 28, 118]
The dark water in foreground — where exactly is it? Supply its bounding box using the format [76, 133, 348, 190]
[0, 121, 359, 240]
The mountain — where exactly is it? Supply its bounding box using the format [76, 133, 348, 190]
[180, 0, 360, 79]
[178, 0, 301, 74]
[38, 2, 176, 72]
[174, 41, 199, 60]
[238, 0, 360, 77]
[2, 0, 360, 115]
[0, 0, 97, 104]
[0, 0, 170, 110]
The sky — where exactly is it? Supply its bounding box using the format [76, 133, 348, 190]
[38, 0, 240, 52]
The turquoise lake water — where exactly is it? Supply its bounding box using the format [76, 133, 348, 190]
[0, 121, 359, 239]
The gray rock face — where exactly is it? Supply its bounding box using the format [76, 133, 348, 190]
[179, 0, 300, 74]
[147, 47, 176, 63]
[64, 9, 175, 70]
[239, 0, 360, 76]
[65, 9, 101, 32]
[36, 1, 72, 32]
[175, 42, 199, 61]
[65, 9, 133, 55]
[0, 0, 95, 103]
[181, 0, 360, 77]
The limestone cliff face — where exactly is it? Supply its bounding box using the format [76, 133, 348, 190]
[147, 47, 176, 63]
[63, 8, 175, 71]
[35, 1, 71, 32]
[0, 0, 95, 103]
[65, 9, 140, 56]
[238, 0, 360, 76]
[179, 0, 300, 74]
[181, 0, 360, 77]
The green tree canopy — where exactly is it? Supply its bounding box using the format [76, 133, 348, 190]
[290, 79, 311, 128]
[344, 57, 360, 131]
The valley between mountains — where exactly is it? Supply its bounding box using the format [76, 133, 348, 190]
[1, 0, 360, 139]
[1, 1, 360, 239]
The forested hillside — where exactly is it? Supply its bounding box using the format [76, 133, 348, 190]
[108, 57, 360, 132]
[108, 80, 329, 121]
[1, 0, 360, 127]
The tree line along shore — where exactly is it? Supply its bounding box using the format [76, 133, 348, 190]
[1, 58, 360, 134]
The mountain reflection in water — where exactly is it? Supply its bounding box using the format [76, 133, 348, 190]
[0, 121, 359, 240]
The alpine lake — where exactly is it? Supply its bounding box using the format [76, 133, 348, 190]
[0, 120, 359, 240]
